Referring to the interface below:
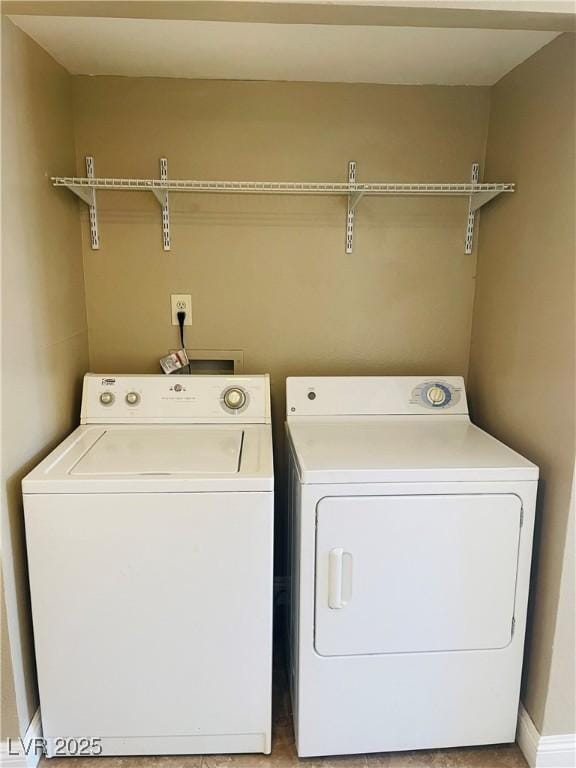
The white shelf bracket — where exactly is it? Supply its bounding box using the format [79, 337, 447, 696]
[349, 190, 365, 211]
[151, 158, 171, 251]
[346, 161, 357, 254]
[84, 156, 99, 250]
[470, 188, 504, 212]
[464, 162, 479, 255]
[67, 182, 94, 207]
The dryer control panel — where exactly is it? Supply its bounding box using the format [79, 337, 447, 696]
[286, 376, 468, 417]
[410, 380, 462, 410]
[81, 374, 271, 424]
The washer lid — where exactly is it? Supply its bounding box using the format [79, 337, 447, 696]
[71, 428, 243, 476]
[287, 420, 538, 483]
[22, 424, 273, 493]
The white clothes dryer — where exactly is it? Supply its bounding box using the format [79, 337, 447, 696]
[285, 376, 537, 758]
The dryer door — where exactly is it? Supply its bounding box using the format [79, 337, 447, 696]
[315, 494, 522, 656]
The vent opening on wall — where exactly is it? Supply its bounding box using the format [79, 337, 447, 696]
[169, 349, 243, 376]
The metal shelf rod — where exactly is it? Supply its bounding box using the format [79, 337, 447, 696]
[53, 176, 513, 196]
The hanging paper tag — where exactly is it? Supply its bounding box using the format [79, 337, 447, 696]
[159, 348, 189, 374]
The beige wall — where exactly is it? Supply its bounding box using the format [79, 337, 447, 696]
[1, 565, 20, 739]
[468, 32, 575, 736]
[1, 18, 89, 737]
[544, 463, 576, 735]
[73, 78, 491, 389]
[73, 76, 490, 568]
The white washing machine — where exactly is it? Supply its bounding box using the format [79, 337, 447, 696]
[23, 374, 274, 757]
[285, 376, 538, 758]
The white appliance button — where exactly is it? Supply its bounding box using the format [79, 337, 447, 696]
[99, 392, 114, 406]
[223, 387, 246, 410]
[426, 386, 446, 406]
[125, 392, 140, 406]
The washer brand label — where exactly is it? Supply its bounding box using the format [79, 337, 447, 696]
[101, 378, 116, 386]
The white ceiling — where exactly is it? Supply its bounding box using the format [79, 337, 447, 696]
[10, 15, 559, 86]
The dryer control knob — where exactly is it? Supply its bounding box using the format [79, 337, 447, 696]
[99, 391, 114, 406]
[223, 387, 246, 410]
[426, 386, 447, 406]
[125, 391, 140, 406]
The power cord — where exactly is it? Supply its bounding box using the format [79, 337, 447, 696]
[177, 310, 186, 349]
[176, 310, 191, 374]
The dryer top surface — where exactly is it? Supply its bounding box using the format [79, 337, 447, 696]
[287, 419, 538, 484]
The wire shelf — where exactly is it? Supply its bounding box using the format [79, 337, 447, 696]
[52, 158, 514, 254]
[53, 176, 513, 196]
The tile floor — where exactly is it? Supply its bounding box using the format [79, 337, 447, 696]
[40, 661, 528, 768]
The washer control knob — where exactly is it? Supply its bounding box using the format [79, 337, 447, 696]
[426, 385, 447, 406]
[125, 391, 140, 406]
[223, 387, 246, 410]
[99, 391, 114, 406]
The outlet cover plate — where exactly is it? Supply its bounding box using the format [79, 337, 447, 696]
[171, 294, 192, 326]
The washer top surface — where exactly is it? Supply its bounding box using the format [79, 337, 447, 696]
[286, 376, 538, 484]
[23, 374, 273, 494]
[24, 423, 273, 493]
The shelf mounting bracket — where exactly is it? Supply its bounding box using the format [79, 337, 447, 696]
[72, 157, 100, 249]
[346, 161, 358, 254]
[151, 158, 171, 251]
[349, 190, 365, 211]
[470, 188, 504, 212]
[464, 162, 479, 255]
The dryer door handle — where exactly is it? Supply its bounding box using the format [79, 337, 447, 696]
[328, 548, 353, 609]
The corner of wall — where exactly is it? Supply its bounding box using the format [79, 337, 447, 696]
[1, 16, 90, 740]
[466, 32, 576, 739]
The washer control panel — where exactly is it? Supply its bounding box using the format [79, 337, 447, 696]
[81, 374, 271, 424]
[221, 386, 248, 413]
[411, 380, 461, 410]
[125, 391, 141, 406]
[99, 391, 115, 406]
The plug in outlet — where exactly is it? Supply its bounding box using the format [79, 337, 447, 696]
[171, 294, 192, 326]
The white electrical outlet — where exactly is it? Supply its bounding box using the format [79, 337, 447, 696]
[170, 294, 192, 326]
